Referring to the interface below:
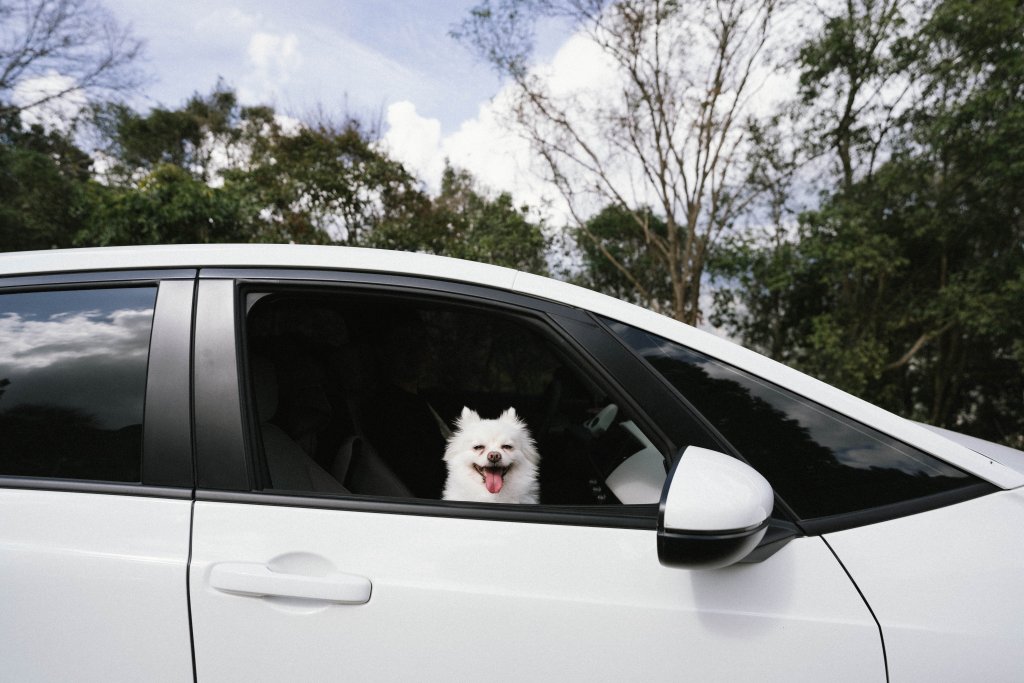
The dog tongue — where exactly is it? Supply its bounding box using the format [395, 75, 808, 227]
[484, 468, 504, 494]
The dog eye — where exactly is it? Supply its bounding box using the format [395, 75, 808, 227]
[473, 445, 484, 451]
[501, 444, 513, 450]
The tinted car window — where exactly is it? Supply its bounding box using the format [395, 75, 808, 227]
[607, 319, 979, 520]
[0, 287, 156, 482]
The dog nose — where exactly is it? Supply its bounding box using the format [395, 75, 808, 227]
[487, 451, 502, 463]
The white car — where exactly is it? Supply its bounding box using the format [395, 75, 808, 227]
[1, 244, 1021, 682]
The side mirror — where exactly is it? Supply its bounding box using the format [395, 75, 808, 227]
[658, 446, 774, 569]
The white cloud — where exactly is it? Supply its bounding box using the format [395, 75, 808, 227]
[194, 7, 262, 36]
[12, 71, 87, 133]
[381, 32, 619, 225]
[382, 94, 568, 226]
[0, 308, 153, 370]
[382, 101, 444, 188]
[240, 32, 303, 103]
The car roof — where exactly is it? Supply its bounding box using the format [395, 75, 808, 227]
[0, 243, 521, 288]
[3, 243, 1022, 490]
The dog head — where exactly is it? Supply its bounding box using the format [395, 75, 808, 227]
[444, 407, 540, 496]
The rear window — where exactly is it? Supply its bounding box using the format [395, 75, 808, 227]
[0, 287, 156, 482]
[607, 319, 984, 521]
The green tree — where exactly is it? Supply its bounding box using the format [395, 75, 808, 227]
[571, 204, 671, 303]
[0, 110, 93, 250]
[94, 85, 268, 184]
[370, 164, 549, 273]
[714, 0, 1024, 446]
[85, 85, 430, 247]
[235, 116, 428, 246]
[81, 163, 258, 245]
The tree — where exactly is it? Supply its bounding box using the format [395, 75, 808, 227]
[370, 164, 550, 273]
[794, 0, 923, 191]
[236, 116, 428, 246]
[86, 85, 430, 247]
[81, 163, 259, 246]
[712, 0, 1024, 446]
[94, 84, 266, 185]
[0, 108, 92, 250]
[571, 203, 672, 302]
[456, 0, 783, 323]
[0, 0, 143, 112]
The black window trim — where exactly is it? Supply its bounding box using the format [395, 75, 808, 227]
[0, 477, 192, 499]
[196, 489, 660, 530]
[0, 268, 196, 289]
[194, 266, 692, 529]
[0, 273, 197, 496]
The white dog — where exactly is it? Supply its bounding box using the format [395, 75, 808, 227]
[442, 407, 540, 504]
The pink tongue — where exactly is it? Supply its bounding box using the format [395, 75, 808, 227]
[484, 468, 504, 494]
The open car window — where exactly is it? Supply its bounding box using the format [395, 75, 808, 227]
[242, 289, 667, 506]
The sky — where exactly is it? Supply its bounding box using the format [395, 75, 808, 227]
[99, 0, 575, 203]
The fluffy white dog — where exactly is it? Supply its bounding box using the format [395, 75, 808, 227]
[442, 407, 540, 504]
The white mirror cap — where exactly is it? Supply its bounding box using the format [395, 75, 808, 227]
[663, 447, 774, 532]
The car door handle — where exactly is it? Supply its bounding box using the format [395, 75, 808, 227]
[209, 562, 372, 604]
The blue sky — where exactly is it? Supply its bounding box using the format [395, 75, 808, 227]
[95, 1, 581, 203]
[105, 0, 556, 134]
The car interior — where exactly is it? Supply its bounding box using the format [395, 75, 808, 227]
[244, 290, 667, 505]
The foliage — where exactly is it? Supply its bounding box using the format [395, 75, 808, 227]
[84, 86, 431, 247]
[233, 117, 428, 246]
[81, 163, 258, 245]
[713, 0, 1024, 446]
[0, 110, 92, 250]
[367, 164, 549, 273]
[571, 204, 671, 304]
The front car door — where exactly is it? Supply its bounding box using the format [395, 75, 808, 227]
[187, 269, 886, 681]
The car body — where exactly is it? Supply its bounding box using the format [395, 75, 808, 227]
[0, 243, 1021, 682]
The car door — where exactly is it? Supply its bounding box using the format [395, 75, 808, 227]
[187, 271, 885, 682]
[0, 272, 195, 682]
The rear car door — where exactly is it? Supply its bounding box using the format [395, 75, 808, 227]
[0, 271, 195, 681]
[187, 269, 885, 681]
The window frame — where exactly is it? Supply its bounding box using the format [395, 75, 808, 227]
[0, 270, 196, 498]
[192, 267, 725, 530]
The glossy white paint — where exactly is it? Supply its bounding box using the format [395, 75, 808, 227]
[0, 243, 519, 290]
[662, 447, 774, 532]
[3, 244, 1016, 489]
[0, 488, 194, 682]
[190, 500, 885, 682]
[920, 423, 1024, 476]
[825, 488, 1024, 682]
[4, 244, 1021, 680]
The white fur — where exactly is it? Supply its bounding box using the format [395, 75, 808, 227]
[442, 407, 540, 504]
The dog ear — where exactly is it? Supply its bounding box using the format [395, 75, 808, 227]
[500, 406, 519, 422]
[459, 406, 481, 425]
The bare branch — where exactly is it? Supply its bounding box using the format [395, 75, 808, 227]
[0, 0, 145, 112]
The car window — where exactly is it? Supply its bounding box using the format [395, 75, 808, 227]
[606, 319, 981, 520]
[0, 287, 156, 482]
[243, 289, 667, 505]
